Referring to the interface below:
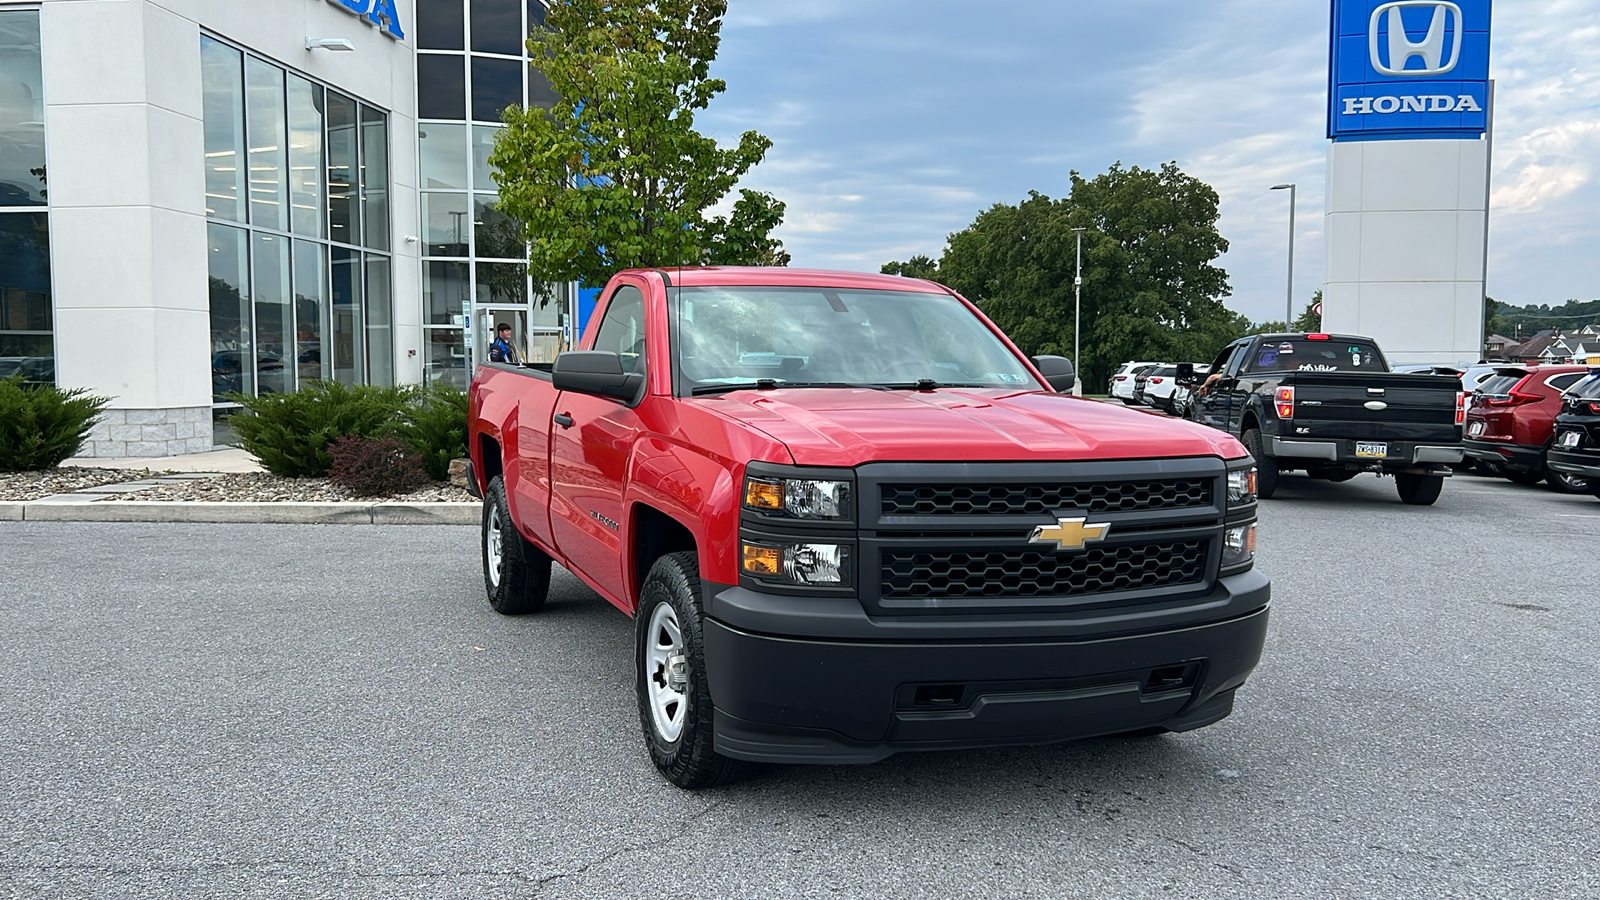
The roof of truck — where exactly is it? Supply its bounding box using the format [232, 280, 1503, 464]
[639, 267, 950, 293]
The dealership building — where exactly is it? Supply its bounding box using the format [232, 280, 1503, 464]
[0, 0, 572, 457]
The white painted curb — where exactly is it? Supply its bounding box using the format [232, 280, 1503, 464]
[5, 500, 478, 525]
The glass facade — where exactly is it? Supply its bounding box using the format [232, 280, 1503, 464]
[201, 35, 393, 403]
[0, 10, 52, 383]
[417, 0, 566, 387]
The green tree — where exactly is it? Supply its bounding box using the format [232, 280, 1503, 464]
[491, 0, 787, 289]
[880, 255, 940, 280]
[937, 163, 1239, 388]
[1290, 290, 1322, 332]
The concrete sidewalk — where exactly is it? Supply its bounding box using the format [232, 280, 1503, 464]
[63, 447, 264, 474]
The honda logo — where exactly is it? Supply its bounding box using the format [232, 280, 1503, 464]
[1369, 1, 1462, 76]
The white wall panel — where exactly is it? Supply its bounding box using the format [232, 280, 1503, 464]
[1326, 143, 1364, 213]
[37, 0, 147, 106]
[1359, 140, 1462, 212]
[1358, 211, 1460, 283]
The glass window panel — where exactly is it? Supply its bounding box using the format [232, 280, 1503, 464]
[417, 0, 465, 50]
[244, 57, 288, 231]
[473, 193, 523, 260]
[417, 54, 466, 120]
[364, 254, 393, 387]
[330, 246, 363, 385]
[471, 0, 524, 56]
[286, 75, 325, 237]
[293, 240, 326, 383]
[207, 224, 253, 400]
[0, 12, 46, 207]
[529, 287, 562, 329]
[528, 0, 546, 29]
[425, 329, 468, 389]
[199, 37, 245, 221]
[475, 261, 528, 306]
[326, 92, 359, 246]
[470, 125, 503, 192]
[360, 105, 390, 251]
[423, 193, 471, 257]
[418, 123, 468, 189]
[528, 66, 557, 110]
[0, 212, 53, 383]
[251, 232, 292, 394]
[425, 260, 470, 325]
[471, 56, 523, 123]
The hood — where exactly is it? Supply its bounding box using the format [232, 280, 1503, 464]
[694, 388, 1246, 467]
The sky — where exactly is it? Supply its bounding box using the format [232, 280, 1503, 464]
[695, 0, 1600, 326]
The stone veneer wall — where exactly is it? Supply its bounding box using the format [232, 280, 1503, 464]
[80, 407, 213, 458]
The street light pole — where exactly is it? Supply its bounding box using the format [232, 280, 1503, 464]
[1073, 226, 1085, 397]
[1271, 184, 1296, 329]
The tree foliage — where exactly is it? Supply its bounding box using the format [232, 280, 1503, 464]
[491, 0, 788, 288]
[922, 162, 1239, 388]
[880, 255, 940, 281]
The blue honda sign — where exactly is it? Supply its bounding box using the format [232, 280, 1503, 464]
[326, 0, 405, 41]
[1328, 0, 1491, 141]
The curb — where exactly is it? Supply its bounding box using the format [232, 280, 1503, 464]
[2, 500, 479, 525]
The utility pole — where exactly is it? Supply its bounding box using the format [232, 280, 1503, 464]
[1271, 184, 1296, 328]
[1073, 226, 1085, 397]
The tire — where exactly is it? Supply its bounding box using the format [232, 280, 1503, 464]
[1546, 469, 1590, 494]
[1321, 470, 1359, 483]
[1395, 472, 1444, 505]
[1506, 469, 1543, 486]
[1241, 429, 1279, 499]
[635, 551, 747, 789]
[481, 476, 552, 615]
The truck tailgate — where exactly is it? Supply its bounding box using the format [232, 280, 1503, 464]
[1283, 372, 1459, 442]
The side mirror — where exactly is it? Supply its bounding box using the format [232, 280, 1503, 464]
[1176, 362, 1197, 386]
[552, 351, 645, 403]
[1031, 355, 1076, 393]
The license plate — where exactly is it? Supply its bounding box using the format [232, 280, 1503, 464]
[1356, 441, 1388, 458]
[1560, 430, 1581, 448]
[1468, 422, 1485, 437]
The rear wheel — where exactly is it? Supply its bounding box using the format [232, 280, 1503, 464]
[1546, 469, 1590, 494]
[635, 552, 748, 789]
[1241, 429, 1279, 499]
[1395, 472, 1444, 505]
[482, 476, 552, 615]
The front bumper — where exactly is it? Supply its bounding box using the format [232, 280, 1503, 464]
[1265, 436, 1461, 468]
[1463, 438, 1543, 474]
[1546, 449, 1600, 480]
[701, 573, 1270, 764]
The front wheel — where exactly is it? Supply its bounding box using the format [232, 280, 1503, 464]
[1241, 429, 1279, 499]
[482, 476, 552, 615]
[635, 552, 747, 789]
[1395, 472, 1444, 506]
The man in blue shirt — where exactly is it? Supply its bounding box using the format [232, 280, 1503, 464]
[489, 323, 519, 364]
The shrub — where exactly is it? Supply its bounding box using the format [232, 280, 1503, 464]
[0, 375, 111, 472]
[225, 381, 414, 477]
[395, 382, 469, 481]
[326, 434, 429, 497]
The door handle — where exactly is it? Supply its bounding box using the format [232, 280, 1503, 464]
[553, 412, 574, 428]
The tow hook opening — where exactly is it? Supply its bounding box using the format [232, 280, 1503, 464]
[1144, 664, 1199, 695]
[912, 684, 966, 708]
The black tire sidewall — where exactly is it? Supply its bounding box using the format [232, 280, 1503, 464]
[1396, 473, 1444, 505]
[482, 476, 550, 615]
[635, 552, 724, 786]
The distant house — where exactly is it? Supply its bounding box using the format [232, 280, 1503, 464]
[1483, 333, 1515, 358]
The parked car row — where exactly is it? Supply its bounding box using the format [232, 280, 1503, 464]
[1107, 360, 1209, 414]
[1463, 365, 1600, 497]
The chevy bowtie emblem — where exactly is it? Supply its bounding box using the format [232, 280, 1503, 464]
[1028, 517, 1111, 552]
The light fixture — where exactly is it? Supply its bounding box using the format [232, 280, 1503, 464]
[305, 38, 356, 51]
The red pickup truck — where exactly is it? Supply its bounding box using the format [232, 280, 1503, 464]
[467, 267, 1269, 788]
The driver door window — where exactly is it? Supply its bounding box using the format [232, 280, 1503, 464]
[591, 285, 646, 374]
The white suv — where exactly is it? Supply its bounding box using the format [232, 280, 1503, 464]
[1109, 361, 1161, 404]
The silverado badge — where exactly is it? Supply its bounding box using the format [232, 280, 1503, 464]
[1028, 517, 1111, 552]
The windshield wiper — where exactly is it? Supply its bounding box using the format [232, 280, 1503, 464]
[690, 380, 890, 396]
[884, 379, 993, 391]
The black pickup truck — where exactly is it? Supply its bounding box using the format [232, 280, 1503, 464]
[1182, 333, 1465, 504]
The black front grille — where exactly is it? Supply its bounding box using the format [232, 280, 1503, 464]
[881, 540, 1208, 600]
[880, 480, 1211, 517]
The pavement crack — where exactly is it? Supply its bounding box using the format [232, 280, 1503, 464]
[532, 797, 730, 892]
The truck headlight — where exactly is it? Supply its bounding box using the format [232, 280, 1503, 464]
[1227, 467, 1257, 506]
[1221, 523, 1256, 571]
[744, 476, 851, 520]
[742, 542, 848, 586]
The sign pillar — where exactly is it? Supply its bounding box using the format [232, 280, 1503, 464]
[1322, 0, 1493, 366]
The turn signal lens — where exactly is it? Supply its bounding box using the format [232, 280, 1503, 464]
[1275, 386, 1295, 419]
[741, 544, 782, 577]
[743, 479, 784, 510]
[1222, 523, 1257, 570]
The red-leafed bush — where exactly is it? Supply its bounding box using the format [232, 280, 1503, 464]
[326, 434, 428, 498]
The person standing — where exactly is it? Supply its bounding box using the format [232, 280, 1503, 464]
[489, 322, 520, 364]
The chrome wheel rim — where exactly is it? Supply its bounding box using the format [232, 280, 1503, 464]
[645, 602, 688, 743]
[486, 505, 504, 588]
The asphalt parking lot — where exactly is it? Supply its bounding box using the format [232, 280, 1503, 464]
[3, 472, 1598, 899]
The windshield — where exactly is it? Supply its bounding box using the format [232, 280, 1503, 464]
[1243, 339, 1387, 374]
[670, 286, 1039, 392]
